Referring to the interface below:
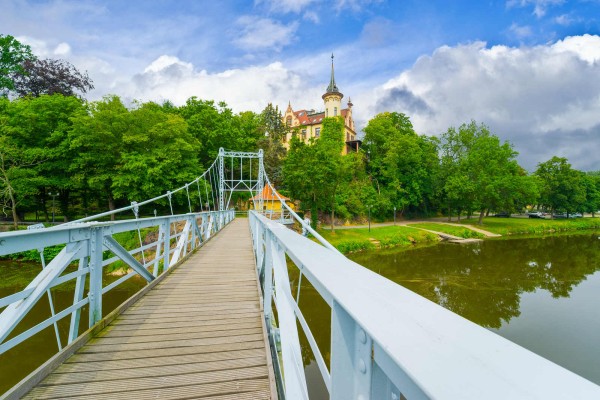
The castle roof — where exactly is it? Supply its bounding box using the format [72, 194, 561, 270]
[293, 109, 350, 126]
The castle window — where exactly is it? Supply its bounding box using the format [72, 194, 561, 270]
[302, 129, 307, 140]
[286, 116, 292, 126]
[334, 107, 338, 116]
[326, 109, 329, 117]
[315, 128, 320, 138]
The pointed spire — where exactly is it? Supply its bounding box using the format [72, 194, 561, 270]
[326, 53, 339, 93]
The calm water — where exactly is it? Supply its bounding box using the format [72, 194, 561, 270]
[0, 260, 145, 395]
[295, 232, 600, 398]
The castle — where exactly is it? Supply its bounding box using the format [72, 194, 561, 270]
[282, 55, 360, 154]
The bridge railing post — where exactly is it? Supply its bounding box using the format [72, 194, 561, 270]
[330, 301, 373, 399]
[88, 226, 104, 327]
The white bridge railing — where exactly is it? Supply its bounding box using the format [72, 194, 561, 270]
[249, 211, 600, 399]
[0, 210, 234, 355]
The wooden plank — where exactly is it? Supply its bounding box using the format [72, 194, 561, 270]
[25, 367, 269, 399]
[28, 381, 271, 400]
[16, 218, 277, 400]
[59, 348, 266, 372]
[42, 356, 269, 385]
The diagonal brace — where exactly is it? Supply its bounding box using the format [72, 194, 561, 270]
[103, 236, 155, 282]
[0, 241, 85, 344]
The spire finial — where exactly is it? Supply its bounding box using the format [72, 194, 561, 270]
[326, 53, 339, 93]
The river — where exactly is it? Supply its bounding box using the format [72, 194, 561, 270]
[297, 231, 600, 398]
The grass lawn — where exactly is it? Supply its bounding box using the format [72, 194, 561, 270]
[456, 217, 600, 235]
[317, 225, 439, 253]
[406, 222, 485, 239]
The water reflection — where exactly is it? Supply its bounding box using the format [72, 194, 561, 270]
[349, 233, 600, 328]
[292, 232, 600, 398]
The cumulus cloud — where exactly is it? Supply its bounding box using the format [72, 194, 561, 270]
[363, 35, 600, 171]
[233, 16, 298, 51]
[124, 56, 323, 116]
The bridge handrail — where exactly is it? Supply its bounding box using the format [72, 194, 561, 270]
[262, 174, 342, 255]
[0, 210, 234, 356]
[249, 211, 600, 399]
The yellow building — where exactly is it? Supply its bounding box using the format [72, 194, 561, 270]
[282, 55, 361, 154]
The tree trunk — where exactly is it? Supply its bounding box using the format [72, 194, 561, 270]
[9, 189, 19, 230]
[108, 193, 116, 221]
[478, 209, 485, 225]
[330, 207, 335, 232]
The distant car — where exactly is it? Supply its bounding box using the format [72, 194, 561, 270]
[528, 212, 544, 219]
[569, 212, 583, 218]
[553, 213, 568, 219]
[494, 211, 510, 217]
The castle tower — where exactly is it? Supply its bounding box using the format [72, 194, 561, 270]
[322, 54, 343, 119]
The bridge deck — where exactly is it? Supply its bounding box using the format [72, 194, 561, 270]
[22, 219, 276, 400]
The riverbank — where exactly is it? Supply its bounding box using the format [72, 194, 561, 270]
[317, 217, 600, 254]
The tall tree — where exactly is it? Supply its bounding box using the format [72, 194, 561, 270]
[535, 156, 585, 217]
[363, 112, 439, 218]
[0, 34, 36, 95]
[440, 121, 535, 224]
[257, 103, 287, 185]
[69, 95, 130, 217]
[12, 58, 94, 98]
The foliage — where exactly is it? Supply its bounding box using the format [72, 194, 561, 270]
[12, 58, 94, 98]
[0, 34, 36, 94]
[362, 112, 439, 218]
[257, 103, 288, 185]
[535, 156, 585, 215]
[440, 121, 537, 224]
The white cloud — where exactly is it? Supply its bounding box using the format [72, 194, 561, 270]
[554, 14, 574, 26]
[362, 35, 600, 170]
[506, 0, 565, 18]
[509, 23, 533, 39]
[123, 56, 323, 117]
[54, 42, 71, 56]
[256, 0, 317, 14]
[233, 16, 299, 51]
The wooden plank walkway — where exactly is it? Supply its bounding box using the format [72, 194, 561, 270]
[22, 218, 276, 399]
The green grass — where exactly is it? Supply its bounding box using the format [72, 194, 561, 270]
[457, 217, 600, 235]
[317, 225, 439, 253]
[407, 222, 485, 239]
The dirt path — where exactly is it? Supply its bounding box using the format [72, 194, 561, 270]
[331, 219, 501, 238]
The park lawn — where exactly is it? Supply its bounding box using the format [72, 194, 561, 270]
[406, 222, 485, 239]
[317, 225, 439, 253]
[457, 217, 600, 235]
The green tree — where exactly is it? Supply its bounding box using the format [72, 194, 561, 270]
[70, 95, 130, 217]
[440, 121, 533, 224]
[363, 112, 439, 218]
[535, 157, 585, 217]
[112, 102, 200, 205]
[257, 103, 287, 185]
[0, 94, 85, 222]
[581, 172, 600, 217]
[0, 34, 36, 95]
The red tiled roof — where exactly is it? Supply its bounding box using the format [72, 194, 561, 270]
[250, 186, 290, 201]
[292, 109, 349, 126]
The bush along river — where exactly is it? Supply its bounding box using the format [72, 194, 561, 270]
[293, 231, 600, 399]
[0, 260, 146, 396]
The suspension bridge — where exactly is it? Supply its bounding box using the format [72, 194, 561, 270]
[1, 148, 599, 399]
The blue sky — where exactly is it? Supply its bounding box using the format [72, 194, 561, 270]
[2, 0, 600, 170]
